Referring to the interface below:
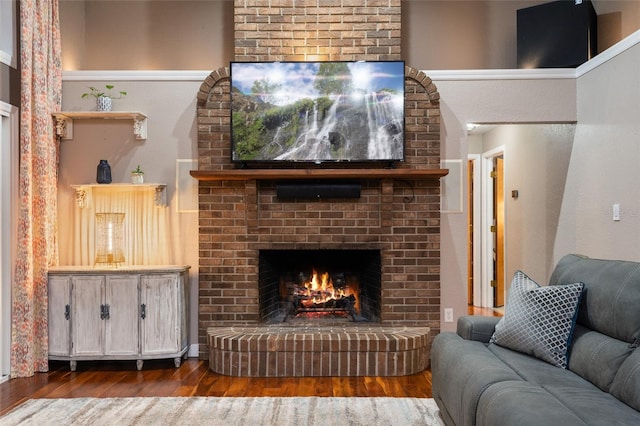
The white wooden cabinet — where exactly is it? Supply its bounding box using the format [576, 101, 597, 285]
[48, 266, 189, 371]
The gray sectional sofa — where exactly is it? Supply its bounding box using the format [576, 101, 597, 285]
[431, 254, 640, 425]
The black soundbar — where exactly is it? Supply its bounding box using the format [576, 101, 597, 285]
[276, 182, 361, 199]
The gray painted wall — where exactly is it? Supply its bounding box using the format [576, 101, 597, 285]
[555, 43, 640, 262]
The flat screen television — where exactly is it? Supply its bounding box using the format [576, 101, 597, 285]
[230, 61, 405, 163]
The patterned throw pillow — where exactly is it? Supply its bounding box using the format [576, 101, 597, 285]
[490, 270, 584, 368]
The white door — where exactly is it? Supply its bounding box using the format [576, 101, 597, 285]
[71, 276, 105, 357]
[140, 274, 180, 355]
[104, 275, 139, 356]
[48, 276, 71, 356]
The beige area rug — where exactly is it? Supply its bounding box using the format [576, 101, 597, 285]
[1, 396, 444, 426]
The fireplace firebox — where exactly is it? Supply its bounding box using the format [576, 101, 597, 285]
[259, 249, 381, 323]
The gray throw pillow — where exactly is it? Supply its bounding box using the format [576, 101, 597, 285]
[490, 270, 584, 368]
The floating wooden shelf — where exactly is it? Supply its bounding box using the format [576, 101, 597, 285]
[53, 111, 147, 140]
[190, 168, 449, 181]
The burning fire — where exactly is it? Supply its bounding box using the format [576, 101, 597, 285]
[296, 268, 358, 310]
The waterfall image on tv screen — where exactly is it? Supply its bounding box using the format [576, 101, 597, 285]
[230, 61, 405, 163]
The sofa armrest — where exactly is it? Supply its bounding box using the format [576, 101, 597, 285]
[457, 315, 501, 343]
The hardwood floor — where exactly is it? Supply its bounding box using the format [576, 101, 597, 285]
[0, 306, 500, 416]
[468, 305, 504, 317]
[0, 360, 434, 416]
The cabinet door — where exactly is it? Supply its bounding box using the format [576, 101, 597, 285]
[71, 275, 104, 356]
[140, 274, 180, 355]
[105, 275, 139, 356]
[48, 275, 71, 356]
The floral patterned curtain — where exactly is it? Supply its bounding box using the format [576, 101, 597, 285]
[11, 0, 62, 377]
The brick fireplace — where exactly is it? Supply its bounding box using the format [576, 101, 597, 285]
[193, 0, 442, 376]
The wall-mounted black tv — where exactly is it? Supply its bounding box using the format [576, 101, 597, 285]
[230, 61, 405, 163]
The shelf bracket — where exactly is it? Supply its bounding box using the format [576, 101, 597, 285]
[54, 115, 73, 140]
[154, 185, 167, 206]
[73, 186, 89, 208]
[132, 116, 147, 140]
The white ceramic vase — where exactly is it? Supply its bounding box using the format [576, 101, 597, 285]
[96, 96, 112, 112]
[131, 173, 144, 184]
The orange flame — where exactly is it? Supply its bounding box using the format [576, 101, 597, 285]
[300, 268, 354, 308]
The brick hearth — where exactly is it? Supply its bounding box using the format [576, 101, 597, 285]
[194, 0, 442, 377]
[208, 325, 431, 377]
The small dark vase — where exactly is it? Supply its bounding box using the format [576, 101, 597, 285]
[96, 160, 112, 184]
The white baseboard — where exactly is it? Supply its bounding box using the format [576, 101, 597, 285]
[188, 344, 199, 358]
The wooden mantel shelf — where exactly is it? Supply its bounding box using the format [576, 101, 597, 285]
[190, 168, 449, 181]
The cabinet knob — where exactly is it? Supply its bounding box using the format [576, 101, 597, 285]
[140, 303, 146, 319]
[64, 304, 70, 320]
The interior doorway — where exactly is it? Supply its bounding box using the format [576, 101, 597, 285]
[492, 156, 505, 307]
[467, 155, 481, 307]
[467, 159, 474, 305]
[467, 123, 576, 310]
[467, 144, 505, 309]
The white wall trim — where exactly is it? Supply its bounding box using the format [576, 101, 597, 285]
[0, 0, 17, 68]
[62, 70, 212, 82]
[188, 344, 199, 358]
[576, 29, 640, 77]
[424, 68, 577, 81]
[0, 101, 14, 116]
[0, 51, 13, 68]
[63, 68, 579, 83]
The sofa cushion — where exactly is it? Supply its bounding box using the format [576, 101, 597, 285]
[567, 325, 633, 392]
[488, 343, 601, 390]
[549, 254, 640, 343]
[542, 383, 640, 425]
[490, 270, 583, 368]
[431, 332, 524, 426]
[610, 347, 640, 411]
[477, 380, 640, 426]
[476, 381, 588, 426]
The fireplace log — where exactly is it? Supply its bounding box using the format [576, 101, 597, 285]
[284, 294, 357, 321]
